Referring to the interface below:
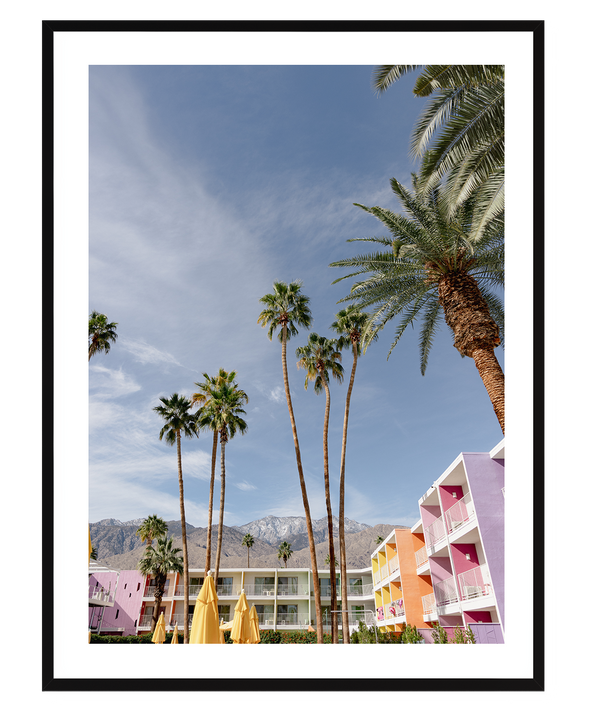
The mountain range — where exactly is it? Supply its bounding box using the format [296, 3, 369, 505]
[90, 515, 408, 571]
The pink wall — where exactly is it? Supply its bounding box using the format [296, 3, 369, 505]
[89, 570, 146, 636]
[439, 485, 465, 514]
[464, 610, 492, 624]
[420, 503, 441, 529]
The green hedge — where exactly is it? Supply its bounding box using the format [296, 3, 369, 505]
[90, 629, 341, 644]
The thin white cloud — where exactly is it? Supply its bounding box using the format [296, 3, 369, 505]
[119, 337, 185, 369]
[89, 365, 141, 399]
[235, 481, 257, 492]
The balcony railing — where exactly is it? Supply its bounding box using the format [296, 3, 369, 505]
[415, 546, 428, 569]
[433, 575, 458, 607]
[243, 583, 276, 597]
[444, 492, 475, 534]
[380, 563, 389, 580]
[373, 569, 381, 585]
[277, 584, 310, 596]
[347, 584, 373, 597]
[457, 565, 493, 601]
[173, 584, 203, 597]
[384, 600, 405, 620]
[144, 585, 171, 598]
[424, 515, 446, 550]
[422, 592, 436, 616]
[276, 612, 310, 626]
[388, 555, 399, 574]
[89, 585, 116, 604]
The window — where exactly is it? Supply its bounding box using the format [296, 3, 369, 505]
[277, 604, 298, 625]
[115, 609, 119, 619]
[218, 605, 230, 621]
[255, 577, 275, 594]
[217, 577, 233, 595]
[254, 604, 275, 624]
[277, 576, 298, 595]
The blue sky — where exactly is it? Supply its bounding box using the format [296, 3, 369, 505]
[88, 64, 505, 529]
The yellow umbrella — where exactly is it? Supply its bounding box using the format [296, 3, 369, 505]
[231, 589, 252, 644]
[152, 613, 166, 644]
[249, 605, 260, 644]
[189, 573, 221, 644]
[171, 623, 179, 644]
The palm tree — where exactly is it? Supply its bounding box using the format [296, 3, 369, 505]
[375, 536, 384, 545]
[88, 311, 118, 360]
[192, 369, 246, 577]
[137, 535, 184, 633]
[373, 65, 504, 227]
[136, 514, 168, 552]
[257, 280, 324, 644]
[330, 304, 372, 644]
[198, 382, 248, 583]
[324, 554, 339, 567]
[331, 176, 505, 433]
[242, 533, 255, 568]
[153, 393, 200, 643]
[277, 541, 293, 568]
[297, 333, 344, 644]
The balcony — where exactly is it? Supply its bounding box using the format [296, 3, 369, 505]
[243, 583, 276, 597]
[277, 584, 310, 597]
[144, 585, 171, 598]
[424, 515, 446, 551]
[173, 584, 203, 597]
[276, 612, 310, 626]
[373, 569, 381, 585]
[415, 545, 428, 569]
[384, 600, 405, 621]
[347, 584, 373, 597]
[457, 565, 493, 601]
[387, 555, 399, 575]
[89, 585, 116, 606]
[444, 492, 475, 534]
[422, 592, 437, 619]
[433, 575, 459, 607]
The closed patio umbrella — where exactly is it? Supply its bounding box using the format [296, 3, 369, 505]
[249, 605, 260, 644]
[231, 589, 252, 644]
[171, 623, 179, 644]
[152, 613, 166, 644]
[189, 572, 221, 644]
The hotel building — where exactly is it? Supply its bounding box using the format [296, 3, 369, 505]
[371, 439, 504, 643]
[89, 565, 374, 637]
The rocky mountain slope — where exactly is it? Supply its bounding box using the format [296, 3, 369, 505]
[90, 516, 407, 571]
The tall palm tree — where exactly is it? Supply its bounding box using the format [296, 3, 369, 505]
[242, 533, 255, 568]
[137, 535, 184, 633]
[136, 514, 168, 552]
[373, 65, 504, 228]
[257, 280, 325, 644]
[330, 304, 373, 644]
[198, 382, 248, 583]
[192, 369, 245, 577]
[277, 541, 293, 568]
[297, 333, 344, 643]
[88, 311, 118, 361]
[331, 176, 505, 433]
[153, 393, 200, 643]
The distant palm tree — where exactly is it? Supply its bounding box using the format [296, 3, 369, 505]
[297, 333, 343, 644]
[90, 545, 98, 561]
[153, 393, 200, 643]
[375, 536, 384, 545]
[88, 311, 118, 361]
[277, 541, 294, 568]
[331, 304, 372, 644]
[136, 514, 168, 552]
[137, 535, 183, 633]
[258, 280, 324, 644]
[198, 382, 248, 583]
[242, 533, 255, 568]
[192, 369, 246, 577]
[331, 176, 505, 433]
[324, 554, 339, 567]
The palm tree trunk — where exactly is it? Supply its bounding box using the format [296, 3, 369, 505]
[281, 325, 323, 643]
[321, 376, 338, 643]
[437, 270, 504, 433]
[151, 582, 165, 633]
[338, 341, 358, 644]
[176, 431, 190, 644]
[214, 433, 227, 584]
[204, 430, 218, 577]
[472, 347, 505, 434]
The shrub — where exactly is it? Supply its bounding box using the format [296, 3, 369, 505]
[401, 624, 423, 644]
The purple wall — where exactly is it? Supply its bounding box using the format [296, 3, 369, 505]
[89, 570, 145, 636]
[418, 622, 503, 644]
[463, 453, 505, 628]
